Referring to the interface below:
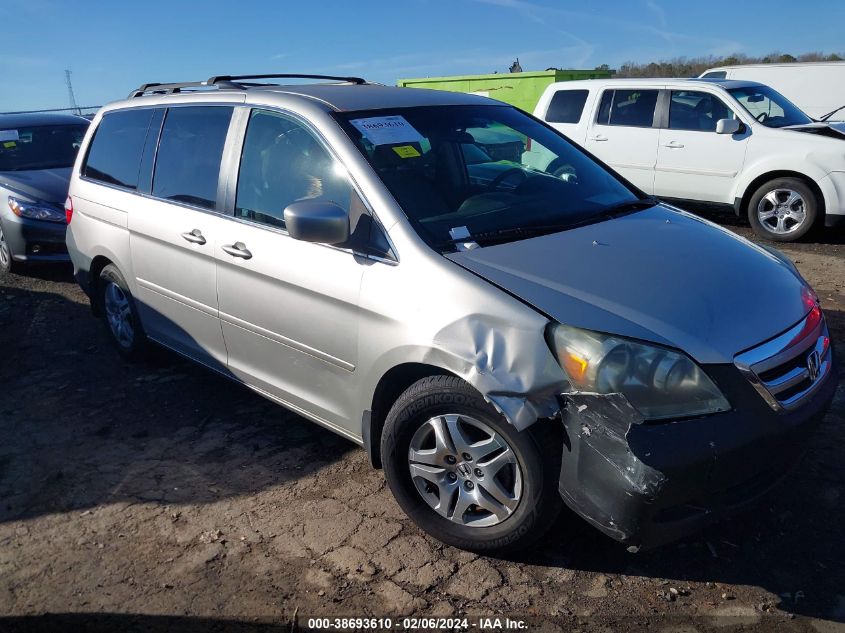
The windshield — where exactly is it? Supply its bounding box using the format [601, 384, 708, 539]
[0, 123, 88, 171]
[333, 105, 640, 250]
[727, 85, 812, 128]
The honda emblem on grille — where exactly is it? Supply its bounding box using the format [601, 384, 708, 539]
[807, 350, 821, 382]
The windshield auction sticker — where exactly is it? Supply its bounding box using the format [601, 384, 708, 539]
[350, 115, 424, 146]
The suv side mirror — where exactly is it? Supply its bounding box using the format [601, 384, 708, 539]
[284, 201, 349, 244]
[716, 118, 741, 135]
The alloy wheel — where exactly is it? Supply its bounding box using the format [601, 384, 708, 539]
[0, 226, 10, 268]
[104, 281, 134, 349]
[408, 414, 523, 527]
[756, 188, 807, 235]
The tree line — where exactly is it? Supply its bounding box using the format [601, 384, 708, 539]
[589, 52, 844, 78]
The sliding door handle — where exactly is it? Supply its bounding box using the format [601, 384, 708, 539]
[180, 229, 206, 245]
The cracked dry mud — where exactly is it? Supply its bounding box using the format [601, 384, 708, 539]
[0, 219, 843, 632]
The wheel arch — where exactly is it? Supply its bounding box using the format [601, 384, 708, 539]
[364, 362, 459, 469]
[88, 254, 114, 316]
[738, 170, 826, 221]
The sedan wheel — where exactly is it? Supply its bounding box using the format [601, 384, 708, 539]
[0, 225, 13, 273]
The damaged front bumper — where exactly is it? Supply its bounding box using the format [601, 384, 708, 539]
[556, 361, 837, 551]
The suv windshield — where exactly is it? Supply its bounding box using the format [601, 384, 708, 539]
[333, 105, 642, 250]
[727, 85, 812, 128]
[0, 123, 89, 172]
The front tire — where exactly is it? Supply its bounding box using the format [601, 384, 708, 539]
[0, 223, 20, 275]
[381, 375, 561, 552]
[747, 177, 818, 241]
[99, 264, 148, 361]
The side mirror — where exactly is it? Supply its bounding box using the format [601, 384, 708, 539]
[283, 200, 349, 245]
[716, 118, 741, 135]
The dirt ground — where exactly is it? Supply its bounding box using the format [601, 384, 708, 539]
[1, 214, 843, 632]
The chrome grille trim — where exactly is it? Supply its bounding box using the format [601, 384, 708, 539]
[734, 310, 831, 412]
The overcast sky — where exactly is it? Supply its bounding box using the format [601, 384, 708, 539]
[2, 0, 843, 112]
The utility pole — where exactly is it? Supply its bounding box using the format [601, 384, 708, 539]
[65, 69, 81, 116]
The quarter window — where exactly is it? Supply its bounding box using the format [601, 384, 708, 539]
[235, 109, 354, 230]
[668, 91, 736, 132]
[545, 89, 589, 124]
[152, 106, 233, 210]
[83, 109, 154, 190]
[596, 89, 659, 128]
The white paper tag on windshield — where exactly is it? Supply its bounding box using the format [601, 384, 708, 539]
[0, 130, 20, 142]
[350, 115, 424, 146]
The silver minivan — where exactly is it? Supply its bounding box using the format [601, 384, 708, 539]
[67, 74, 836, 552]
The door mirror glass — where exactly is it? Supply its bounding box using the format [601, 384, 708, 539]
[716, 118, 741, 135]
[284, 200, 350, 244]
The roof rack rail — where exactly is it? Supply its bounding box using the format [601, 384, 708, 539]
[206, 74, 367, 87]
[128, 81, 210, 98]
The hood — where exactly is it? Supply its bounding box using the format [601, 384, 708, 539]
[447, 205, 812, 364]
[783, 122, 845, 140]
[0, 167, 72, 204]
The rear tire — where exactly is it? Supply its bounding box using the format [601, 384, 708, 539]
[381, 375, 561, 552]
[98, 264, 148, 361]
[747, 177, 818, 241]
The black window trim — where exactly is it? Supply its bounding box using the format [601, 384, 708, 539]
[594, 87, 662, 129]
[225, 104, 398, 264]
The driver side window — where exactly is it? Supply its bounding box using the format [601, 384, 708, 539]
[236, 109, 353, 230]
[668, 91, 736, 132]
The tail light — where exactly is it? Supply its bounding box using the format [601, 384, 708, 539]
[525, 137, 532, 152]
[65, 196, 73, 224]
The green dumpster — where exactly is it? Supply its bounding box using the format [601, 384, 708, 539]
[397, 69, 612, 113]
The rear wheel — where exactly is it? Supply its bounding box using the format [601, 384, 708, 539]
[99, 264, 148, 360]
[381, 375, 561, 552]
[0, 223, 20, 275]
[747, 177, 818, 241]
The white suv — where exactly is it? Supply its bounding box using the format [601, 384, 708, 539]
[530, 78, 845, 241]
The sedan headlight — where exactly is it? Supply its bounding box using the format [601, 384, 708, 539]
[8, 196, 66, 223]
[547, 323, 730, 420]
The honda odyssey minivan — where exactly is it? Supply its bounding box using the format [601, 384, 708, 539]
[66, 74, 836, 552]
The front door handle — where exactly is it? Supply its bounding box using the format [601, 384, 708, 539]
[222, 242, 253, 259]
[589, 134, 608, 142]
[662, 141, 685, 148]
[181, 229, 206, 245]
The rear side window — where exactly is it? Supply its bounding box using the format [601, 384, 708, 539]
[83, 109, 154, 190]
[596, 89, 659, 128]
[545, 89, 589, 123]
[152, 106, 233, 210]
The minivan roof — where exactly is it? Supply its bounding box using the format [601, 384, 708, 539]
[123, 80, 500, 113]
[703, 61, 845, 71]
[0, 112, 90, 128]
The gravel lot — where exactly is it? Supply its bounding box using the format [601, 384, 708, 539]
[1, 214, 843, 632]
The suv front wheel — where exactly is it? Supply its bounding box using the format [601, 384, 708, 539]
[748, 177, 818, 241]
[381, 375, 561, 552]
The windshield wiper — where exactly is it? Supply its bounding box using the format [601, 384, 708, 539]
[820, 104, 845, 122]
[440, 198, 658, 249]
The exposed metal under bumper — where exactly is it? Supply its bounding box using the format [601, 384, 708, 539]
[556, 351, 837, 551]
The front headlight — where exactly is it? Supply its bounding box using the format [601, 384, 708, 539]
[547, 323, 730, 420]
[8, 196, 66, 223]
